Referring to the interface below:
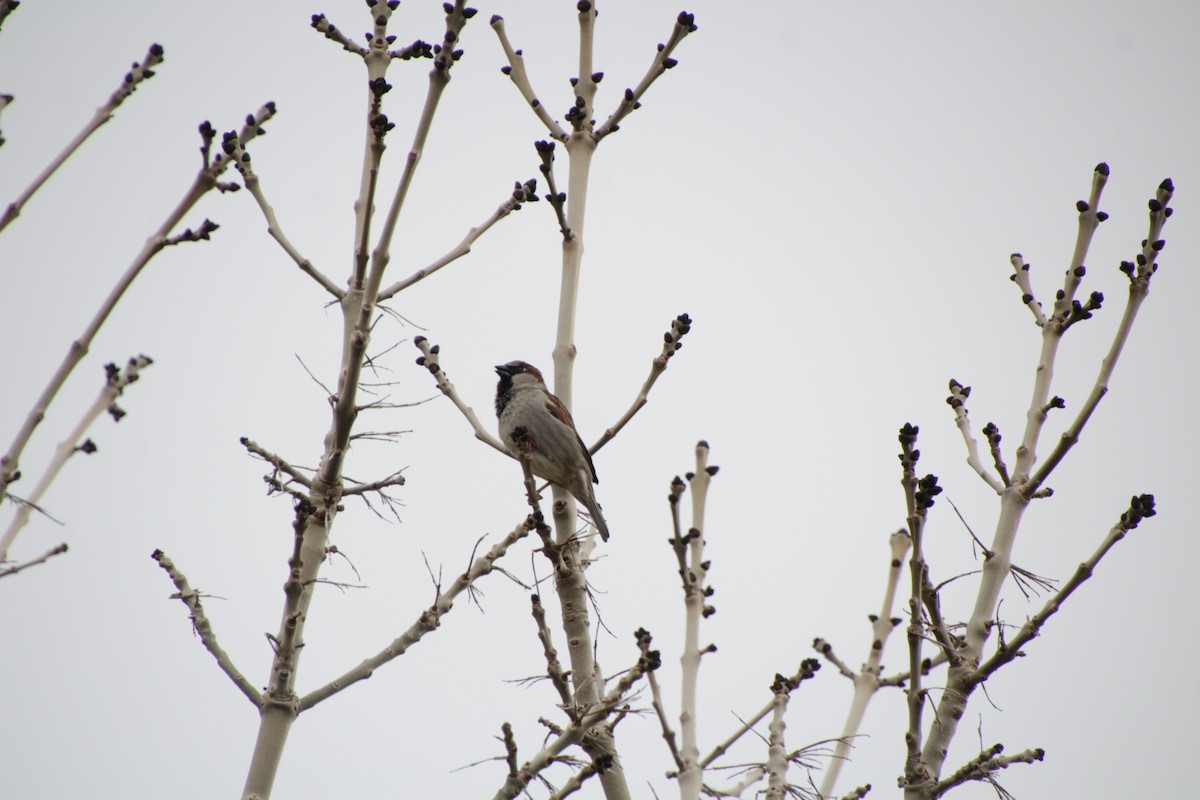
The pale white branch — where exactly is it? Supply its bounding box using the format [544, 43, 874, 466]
[946, 380, 1005, 494]
[974, 494, 1155, 682]
[595, 13, 697, 139]
[309, 12, 370, 57]
[490, 652, 652, 800]
[1024, 178, 1173, 496]
[412, 337, 507, 454]
[699, 660, 820, 770]
[0, 44, 165, 234]
[818, 529, 910, 798]
[1011, 162, 1111, 484]
[764, 686, 790, 800]
[236, 150, 343, 298]
[676, 441, 717, 798]
[0, 542, 68, 578]
[489, 15, 569, 141]
[240, 437, 313, 490]
[0, 103, 276, 507]
[377, 180, 538, 300]
[932, 744, 1044, 798]
[0, 356, 152, 562]
[298, 519, 530, 710]
[1008, 254, 1047, 327]
[589, 313, 692, 454]
[152, 549, 262, 707]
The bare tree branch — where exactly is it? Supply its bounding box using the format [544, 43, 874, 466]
[377, 180, 538, 300]
[531, 593, 573, 708]
[491, 642, 658, 800]
[595, 12, 697, 139]
[490, 15, 569, 141]
[240, 437, 313, 490]
[590, 314, 692, 454]
[817, 530, 909, 797]
[0, 104, 275, 507]
[1024, 179, 1173, 497]
[298, 518, 530, 711]
[932, 744, 1044, 798]
[236, 146, 343, 299]
[699, 659, 820, 770]
[973, 495, 1155, 684]
[1, 356, 152, 561]
[0, 44, 165, 233]
[945, 380, 1005, 494]
[413, 337, 508, 454]
[152, 549, 261, 706]
[0, 542, 68, 578]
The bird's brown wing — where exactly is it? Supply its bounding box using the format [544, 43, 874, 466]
[543, 395, 599, 484]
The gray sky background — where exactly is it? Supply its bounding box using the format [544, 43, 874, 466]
[2, 1, 1197, 798]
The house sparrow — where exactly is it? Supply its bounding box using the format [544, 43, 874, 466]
[495, 361, 610, 541]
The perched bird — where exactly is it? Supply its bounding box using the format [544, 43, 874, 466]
[494, 361, 610, 541]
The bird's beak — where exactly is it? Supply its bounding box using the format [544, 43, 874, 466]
[494, 364, 509, 376]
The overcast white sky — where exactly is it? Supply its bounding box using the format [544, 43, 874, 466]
[2, 1, 1197, 798]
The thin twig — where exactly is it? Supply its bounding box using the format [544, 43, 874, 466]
[236, 148, 343, 298]
[945, 380, 1005, 494]
[1024, 179, 1173, 497]
[491, 646, 656, 800]
[699, 659, 820, 769]
[878, 651, 948, 687]
[812, 638, 857, 680]
[590, 314, 692, 454]
[151, 549, 261, 706]
[531, 593, 573, 707]
[594, 13, 698, 139]
[342, 470, 406, 496]
[413, 337, 508, 454]
[378, 180, 537, 300]
[0, 543, 68, 578]
[534, 139, 572, 239]
[489, 16, 569, 141]
[240, 437, 314, 490]
[0, 103, 275, 507]
[645, 663, 684, 771]
[0, 356, 152, 561]
[1007, 254, 1048, 327]
[932, 745, 1044, 798]
[1, 44, 165, 233]
[298, 519, 530, 711]
[973, 495, 1155, 684]
[309, 12, 371, 57]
